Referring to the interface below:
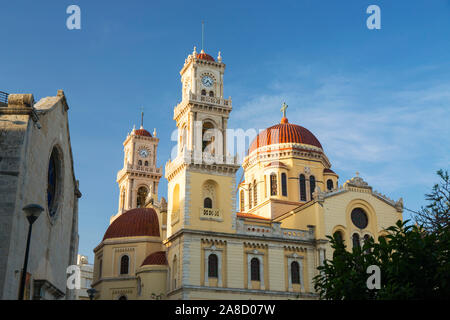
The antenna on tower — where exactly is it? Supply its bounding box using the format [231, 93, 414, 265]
[201, 20, 205, 51]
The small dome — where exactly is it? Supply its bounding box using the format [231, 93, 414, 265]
[141, 251, 168, 266]
[103, 208, 160, 240]
[248, 118, 322, 154]
[197, 50, 215, 62]
[135, 128, 152, 137]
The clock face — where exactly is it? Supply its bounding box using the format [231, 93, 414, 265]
[201, 75, 214, 87]
[138, 148, 149, 158]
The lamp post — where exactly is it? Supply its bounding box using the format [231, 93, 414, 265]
[87, 287, 97, 300]
[18, 204, 44, 300]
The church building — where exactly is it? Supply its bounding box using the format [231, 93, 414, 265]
[0, 90, 81, 300]
[91, 48, 403, 300]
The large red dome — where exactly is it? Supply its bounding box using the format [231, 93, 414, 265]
[248, 118, 322, 154]
[103, 208, 160, 240]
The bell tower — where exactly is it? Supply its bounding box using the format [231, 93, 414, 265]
[112, 117, 163, 223]
[165, 47, 240, 238]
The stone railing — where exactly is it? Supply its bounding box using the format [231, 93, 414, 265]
[200, 208, 221, 221]
[236, 221, 314, 241]
[188, 92, 232, 107]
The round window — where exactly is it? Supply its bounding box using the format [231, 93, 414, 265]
[351, 208, 368, 229]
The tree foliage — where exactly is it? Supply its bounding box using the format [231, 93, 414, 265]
[414, 169, 450, 233]
[313, 220, 450, 299]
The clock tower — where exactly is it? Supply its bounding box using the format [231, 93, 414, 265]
[112, 121, 163, 223]
[166, 47, 240, 236]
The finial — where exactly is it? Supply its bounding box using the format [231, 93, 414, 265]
[280, 102, 288, 123]
[132, 124, 136, 132]
[218, 51, 222, 62]
[193, 46, 197, 55]
[356, 171, 360, 177]
[153, 128, 157, 136]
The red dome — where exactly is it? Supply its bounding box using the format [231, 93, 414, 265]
[248, 118, 322, 154]
[103, 208, 160, 240]
[141, 251, 168, 266]
[135, 128, 152, 137]
[197, 51, 215, 62]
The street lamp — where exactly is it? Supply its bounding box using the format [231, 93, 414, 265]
[87, 287, 97, 300]
[18, 204, 44, 300]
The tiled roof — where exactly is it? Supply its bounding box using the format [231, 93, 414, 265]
[141, 251, 168, 266]
[248, 118, 322, 154]
[103, 208, 160, 240]
[236, 212, 271, 221]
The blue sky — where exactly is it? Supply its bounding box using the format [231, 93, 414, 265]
[1, 0, 449, 262]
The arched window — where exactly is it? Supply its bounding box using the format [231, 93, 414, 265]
[240, 190, 244, 211]
[310, 175, 316, 199]
[172, 256, 178, 289]
[299, 174, 306, 201]
[327, 179, 334, 191]
[248, 183, 253, 209]
[98, 259, 102, 279]
[264, 175, 267, 198]
[333, 231, 344, 244]
[204, 197, 212, 208]
[253, 179, 257, 206]
[201, 89, 206, 96]
[250, 258, 260, 281]
[248, 183, 252, 209]
[202, 121, 215, 154]
[120, 255, 129, 275]
[144, 161, 149, 166]
[352, 233, 361, 249]
[47, 147, 61, 217]
[209, 91, 214, 97]
[291, 261, 300, 284]
[208, 254, 218, 278]
[121, 190, 126, 210]
[281, 173, 287, 196]
[363, 234, 372, 253]
[137, 186, 148, 208]
[138, 160, 142, 166]
[270, 173, 277, 196]
[118, 295, 127, 300]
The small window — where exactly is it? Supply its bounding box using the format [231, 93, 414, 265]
[253, 180, 257, 206]
[327, 179, 334, 191]
[201, 89, 206, 96]
[310, 175, 316, 199]
[209, 91, 214, 97]
[208, 254, 218, 278]
[98, 259, 103, 279]
[144, 161, 149, 166]
[291, 261, 300, 284]
[281, 173, 287, 196]
[270, 174, 277, 196]
[118, 295, 127, 300]
[248, 183, 253, 209]
[138, 160, 142, 165]
[120, 255, 129, 275]
[204, 197, 212, 209]
[250, 258, 260, 281]
[299, 174, 306, 201]
[352, 233, 361, 249]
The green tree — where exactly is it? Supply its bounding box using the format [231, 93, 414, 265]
[414, 169, 449, 233]
[314, 221, 450, 299]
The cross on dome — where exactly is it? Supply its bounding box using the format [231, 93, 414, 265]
[280, 102, 289, 124]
